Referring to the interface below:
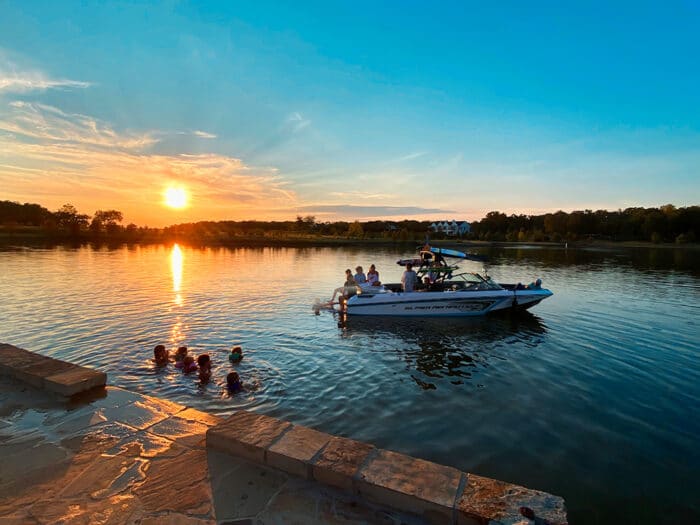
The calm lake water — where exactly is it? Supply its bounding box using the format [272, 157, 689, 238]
[1, 242, 698, 524]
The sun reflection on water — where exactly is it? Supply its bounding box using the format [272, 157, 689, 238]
[171, 244, 183, 305]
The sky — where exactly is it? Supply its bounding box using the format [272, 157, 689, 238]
[1, 1, 699, 227]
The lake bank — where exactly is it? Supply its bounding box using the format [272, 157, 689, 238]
[1, 230, 698, 250]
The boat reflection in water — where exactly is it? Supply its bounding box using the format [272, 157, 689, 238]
[337, 312, 548, 390]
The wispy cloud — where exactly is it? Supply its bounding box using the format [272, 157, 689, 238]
[193, 130, 217, 139]
[287, 112, 311, 132]
[0, 100, 297, 224]
[1, 101, 156, 149]
[392, 151, 428, 163]
[0, 54, 90, 93]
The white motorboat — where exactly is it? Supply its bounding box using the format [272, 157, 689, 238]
[342, 245, 553, 317]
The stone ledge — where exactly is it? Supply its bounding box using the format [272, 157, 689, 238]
[312, 435, 375, 492]
[356, 448, 462, 524]
[267, 424, 333, 479]
[206, 410, 568, 525]
[457, 473, 568, 525]
[206, 410, 291, 464]
[0, 343, 106, 396]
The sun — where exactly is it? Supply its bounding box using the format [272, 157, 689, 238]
[164, 186, 188, 209]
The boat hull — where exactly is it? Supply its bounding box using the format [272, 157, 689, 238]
[344, 289, 552, 317]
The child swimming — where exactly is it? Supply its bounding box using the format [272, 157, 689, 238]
[197, 354, 211, 381]
[229, 346, 243, 363]
[174, 346, 188, 362]
[153, 344, 169, 366]
[226, 371, 242, 393]
[176, 355, 198, 373]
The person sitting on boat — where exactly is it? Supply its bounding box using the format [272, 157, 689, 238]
[197, 354, 211, 382]
[330, 269, 358, 302]
[421, 276, 433, 291]
[401, 263, 417, 292]
[227, 371, 243, 393]
[153, 345, 169, 366]
[354, 266, 367, 285]
[367, 264, 381, 286]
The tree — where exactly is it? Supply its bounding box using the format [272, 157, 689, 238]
[91, 209, 123, 235]
[347, 221, 364, 238]
[54, 204, 89, 234]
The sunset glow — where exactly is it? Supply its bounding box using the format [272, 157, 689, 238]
[164, 187, 188, 209]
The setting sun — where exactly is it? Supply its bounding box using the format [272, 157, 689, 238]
[164, 186, 188, 209]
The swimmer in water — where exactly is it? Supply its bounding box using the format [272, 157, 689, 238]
[197, 354, 211, 381]
[174, 346, 188, 363]
[229, 346, 243, 363]
[226, 371, 242, 393]
[177, 355, 198, 373]
[153, 344, 169, 366]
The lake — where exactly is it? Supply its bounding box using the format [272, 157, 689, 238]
[0, 242, 698, 524]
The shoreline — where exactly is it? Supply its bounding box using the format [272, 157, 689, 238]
[1, 232, 698, 250]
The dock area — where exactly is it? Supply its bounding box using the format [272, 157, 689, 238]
[0, 344, 567, 524]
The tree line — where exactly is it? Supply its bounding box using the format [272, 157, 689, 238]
[0, 200, 697, 244]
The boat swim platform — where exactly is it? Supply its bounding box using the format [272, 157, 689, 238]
[0, 344, 568, 524]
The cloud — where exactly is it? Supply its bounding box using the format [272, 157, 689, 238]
[0, 55, 91, 93]
[297, 204, 455, 218]
[1, 101, 156, 149]
[0, 100, 297, 225]
[193, 130, 217, 139]
[287, 111, 311, 132]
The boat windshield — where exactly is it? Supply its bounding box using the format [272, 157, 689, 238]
[446, 272, 503, 291]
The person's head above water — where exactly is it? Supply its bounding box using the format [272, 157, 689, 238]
[197, 354, 210, 369]
[153, 344, 168, 364]
[229, 346, 243, 362]
[227, 371, 242, 392]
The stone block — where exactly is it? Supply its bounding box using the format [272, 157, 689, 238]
[312, 436, 375, 491]
[356, 449, 462, 524]
[13, 356, 77, 388]
[206, 410, 291, 464]
[456, 473, 568, 525]
[44, 367, 107, 396]
[0, 344, 46, 376]
[267, 424, 332, 479]
[176, 407, 222, 427]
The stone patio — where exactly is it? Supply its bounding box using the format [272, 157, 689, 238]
[0, 376, 429, 525]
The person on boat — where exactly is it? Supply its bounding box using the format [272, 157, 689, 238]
[229, 346, 243, 363]
[421, 276, 433, 291]
[174, 346, 188, 363]
[367, 264, 381, 286]
[330, 269, 357, 302]
[354, 266, 367, 285]
[197, 354, 211, 381]
[401, 263, 417, 292]
[153, 345, 169, 366]
[227, 371, 243, 393]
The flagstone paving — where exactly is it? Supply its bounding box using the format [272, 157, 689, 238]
[0, 376, 428, 525]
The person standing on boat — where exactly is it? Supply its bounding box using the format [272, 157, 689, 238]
[367, 264, 380, 286]
[401, 263, 417, 292]
[354, 266, 367, 285]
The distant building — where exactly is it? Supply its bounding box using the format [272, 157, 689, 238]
[429, 220, 470, 236]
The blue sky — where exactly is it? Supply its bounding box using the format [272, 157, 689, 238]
[1, 1, 698, 226]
